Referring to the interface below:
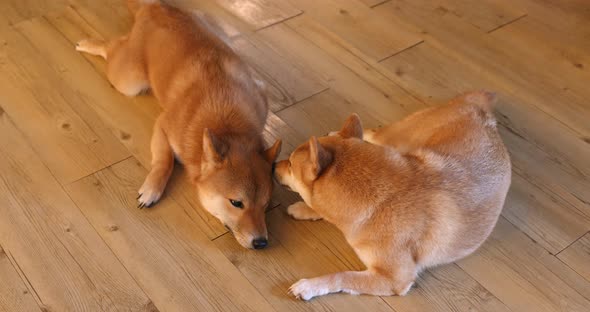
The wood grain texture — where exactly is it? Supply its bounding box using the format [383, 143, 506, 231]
[287, 0, 422, 61]
[230, 33, 328, 112]
[0, 0, 66, 26]
[376, 0, 590, 137]
[0, 109, 150, 312]
[256, 22, 420, 121]
[0, 20, 130, 184]
[424, 0, 527, 32]
[458, 218, 590, 312]
[0, 245, 41, 312]
[558, 233, 590, 282]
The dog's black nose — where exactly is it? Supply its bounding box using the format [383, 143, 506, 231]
[252, 237, 268, 249]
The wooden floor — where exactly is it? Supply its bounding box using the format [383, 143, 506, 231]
[0, 0, 589, 311]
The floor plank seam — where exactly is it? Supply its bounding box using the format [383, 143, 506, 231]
[487, 14, 528, 34]
[273, 87, 330, 113]
[282, 21, 431, 115]
[369, 0, 392, 9]
[211, 231, 231, 241]
[66, 156, 134, 186]
[555, 231, 589, 256]
[254, 10, 305, 33]
[4, 248, 45, 310]
[511, 164, 590, 224]
[52, 232, 111, 312]
[554, 252, 590, 298]
[377, 40, 425, 63]
[454, 253, 521, 311]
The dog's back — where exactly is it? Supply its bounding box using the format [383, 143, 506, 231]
[365, 91, 511, 265]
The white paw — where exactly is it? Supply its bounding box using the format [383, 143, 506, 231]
[289, 278, 330, 301]
[75, 39, 92, 52]
[287, 202, 322, 221]
[137, 179, 164, 209]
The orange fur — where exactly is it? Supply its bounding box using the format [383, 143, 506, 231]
[275, 91, 511, 300]
[77, 0, 281, 249]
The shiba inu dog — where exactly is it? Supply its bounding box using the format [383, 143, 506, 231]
[76, 0, 281, 249]
[274, 91, 511, 299]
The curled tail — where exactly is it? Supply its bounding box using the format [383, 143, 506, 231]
[463, 90, 497, 113]
[127, 0, 160, 15]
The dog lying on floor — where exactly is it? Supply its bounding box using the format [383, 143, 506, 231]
[274, 91, 511, 300]
[76, 0, 281, 249]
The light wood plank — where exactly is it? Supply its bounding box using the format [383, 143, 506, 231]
[508, 0, 590, 44]
[386, 264, 511, 312]
[558, 233, 590, 282]
[0, 0, 66, 26]
[0, 245, 41, 312]
[256, 23, 420, 119]
[458, 217, 590, 312]
[68, 0, 133, 38]
[66, 157, 276, 312]
[427, 0, 526, 32]
[215, 0, 302, 29]
[285, 14, 428, 114]
[376, 0, 590, 137]
[287, 0, 422, 61]
[0, 22, 130, 184]
[214, 208, 395, 311]
[231, 34, 328, 112]
[0, 108, 151, 312]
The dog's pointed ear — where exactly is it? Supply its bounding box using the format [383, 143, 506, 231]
[338, 113, 363, 139]
[263, 139, 282, 164]
[308, 136, 332, 180]
[202, 128, 227, 166]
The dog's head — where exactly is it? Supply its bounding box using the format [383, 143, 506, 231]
[196, 129, 281, 249]
[274, 114, 362, 202]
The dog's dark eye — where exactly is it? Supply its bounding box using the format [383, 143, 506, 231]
[229, 199, 243, 209]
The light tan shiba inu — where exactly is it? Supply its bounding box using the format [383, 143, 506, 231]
[76, 0, 281, 249]
[274, 91, 511, 299]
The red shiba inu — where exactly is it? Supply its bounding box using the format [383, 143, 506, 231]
[76, 0, 281, 249]
[274, 91, 511, 299]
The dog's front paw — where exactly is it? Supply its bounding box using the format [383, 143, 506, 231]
[287, 202, 322, 221]
[137, 178, 164, 209]
[288, 278, 330, 301]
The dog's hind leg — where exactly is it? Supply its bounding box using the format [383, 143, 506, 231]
[77, 36, 149, 97]
[138, 116, 174, 208]
[76, 39, 108, 59]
